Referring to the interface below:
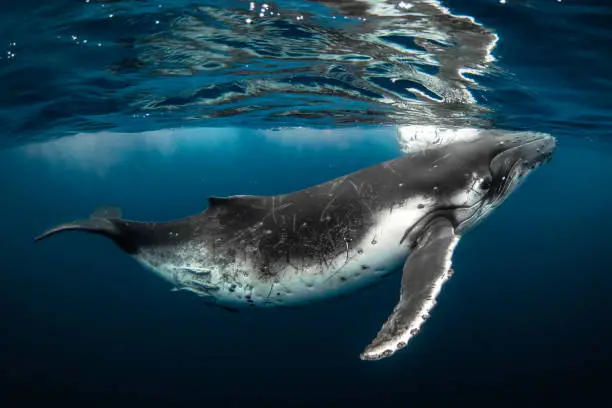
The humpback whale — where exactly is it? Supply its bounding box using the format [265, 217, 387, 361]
[35, 130, 556, 360]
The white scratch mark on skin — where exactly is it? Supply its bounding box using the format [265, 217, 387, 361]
[267, 283, 274, 299]
[386, 163, 399, 175]
[320, 194, 338, 221]
[272, 196, 277, 224]
[322, 248, 358, 284]
[433, 153, 451, 164]
[275, 202, 293, 211]
[329, 176, 348, 193]
[348, 180, 360, 194]
[361, 200, 374, 218]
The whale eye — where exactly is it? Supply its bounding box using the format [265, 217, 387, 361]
[479, 177, 492, 190]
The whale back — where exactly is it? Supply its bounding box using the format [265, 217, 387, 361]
[34, 147, 462, 258]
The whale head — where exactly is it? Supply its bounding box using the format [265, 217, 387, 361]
[439, 130, 556, 233]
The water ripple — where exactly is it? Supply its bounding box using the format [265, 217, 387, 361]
[0, 0, 499, 146]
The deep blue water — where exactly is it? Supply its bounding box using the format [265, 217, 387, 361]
[1, 0, 612, 406]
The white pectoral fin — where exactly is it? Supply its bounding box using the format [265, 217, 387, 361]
[360, 217, 459, 361]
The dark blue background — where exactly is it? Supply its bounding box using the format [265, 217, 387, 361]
[1, 127, 611, 406]
[2, 0, 612, 406]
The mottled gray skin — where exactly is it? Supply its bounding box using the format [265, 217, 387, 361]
[35, 130, 555, 356]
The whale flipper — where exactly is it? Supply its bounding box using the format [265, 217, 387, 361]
[361, 217, 459, 361]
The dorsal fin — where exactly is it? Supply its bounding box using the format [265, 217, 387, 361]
[91, 206, 122, 219]
[207, 195, 267, 211]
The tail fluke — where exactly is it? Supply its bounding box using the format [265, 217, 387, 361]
[34, 207, 138, 253]
[34, 218, 117, 242]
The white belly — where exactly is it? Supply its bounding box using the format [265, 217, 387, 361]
[136, 197, 433, 308]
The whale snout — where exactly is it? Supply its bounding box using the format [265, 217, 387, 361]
[531, 133, 556, 155]
[523, 133, 556, 168]
[494, 132, 557, 170]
